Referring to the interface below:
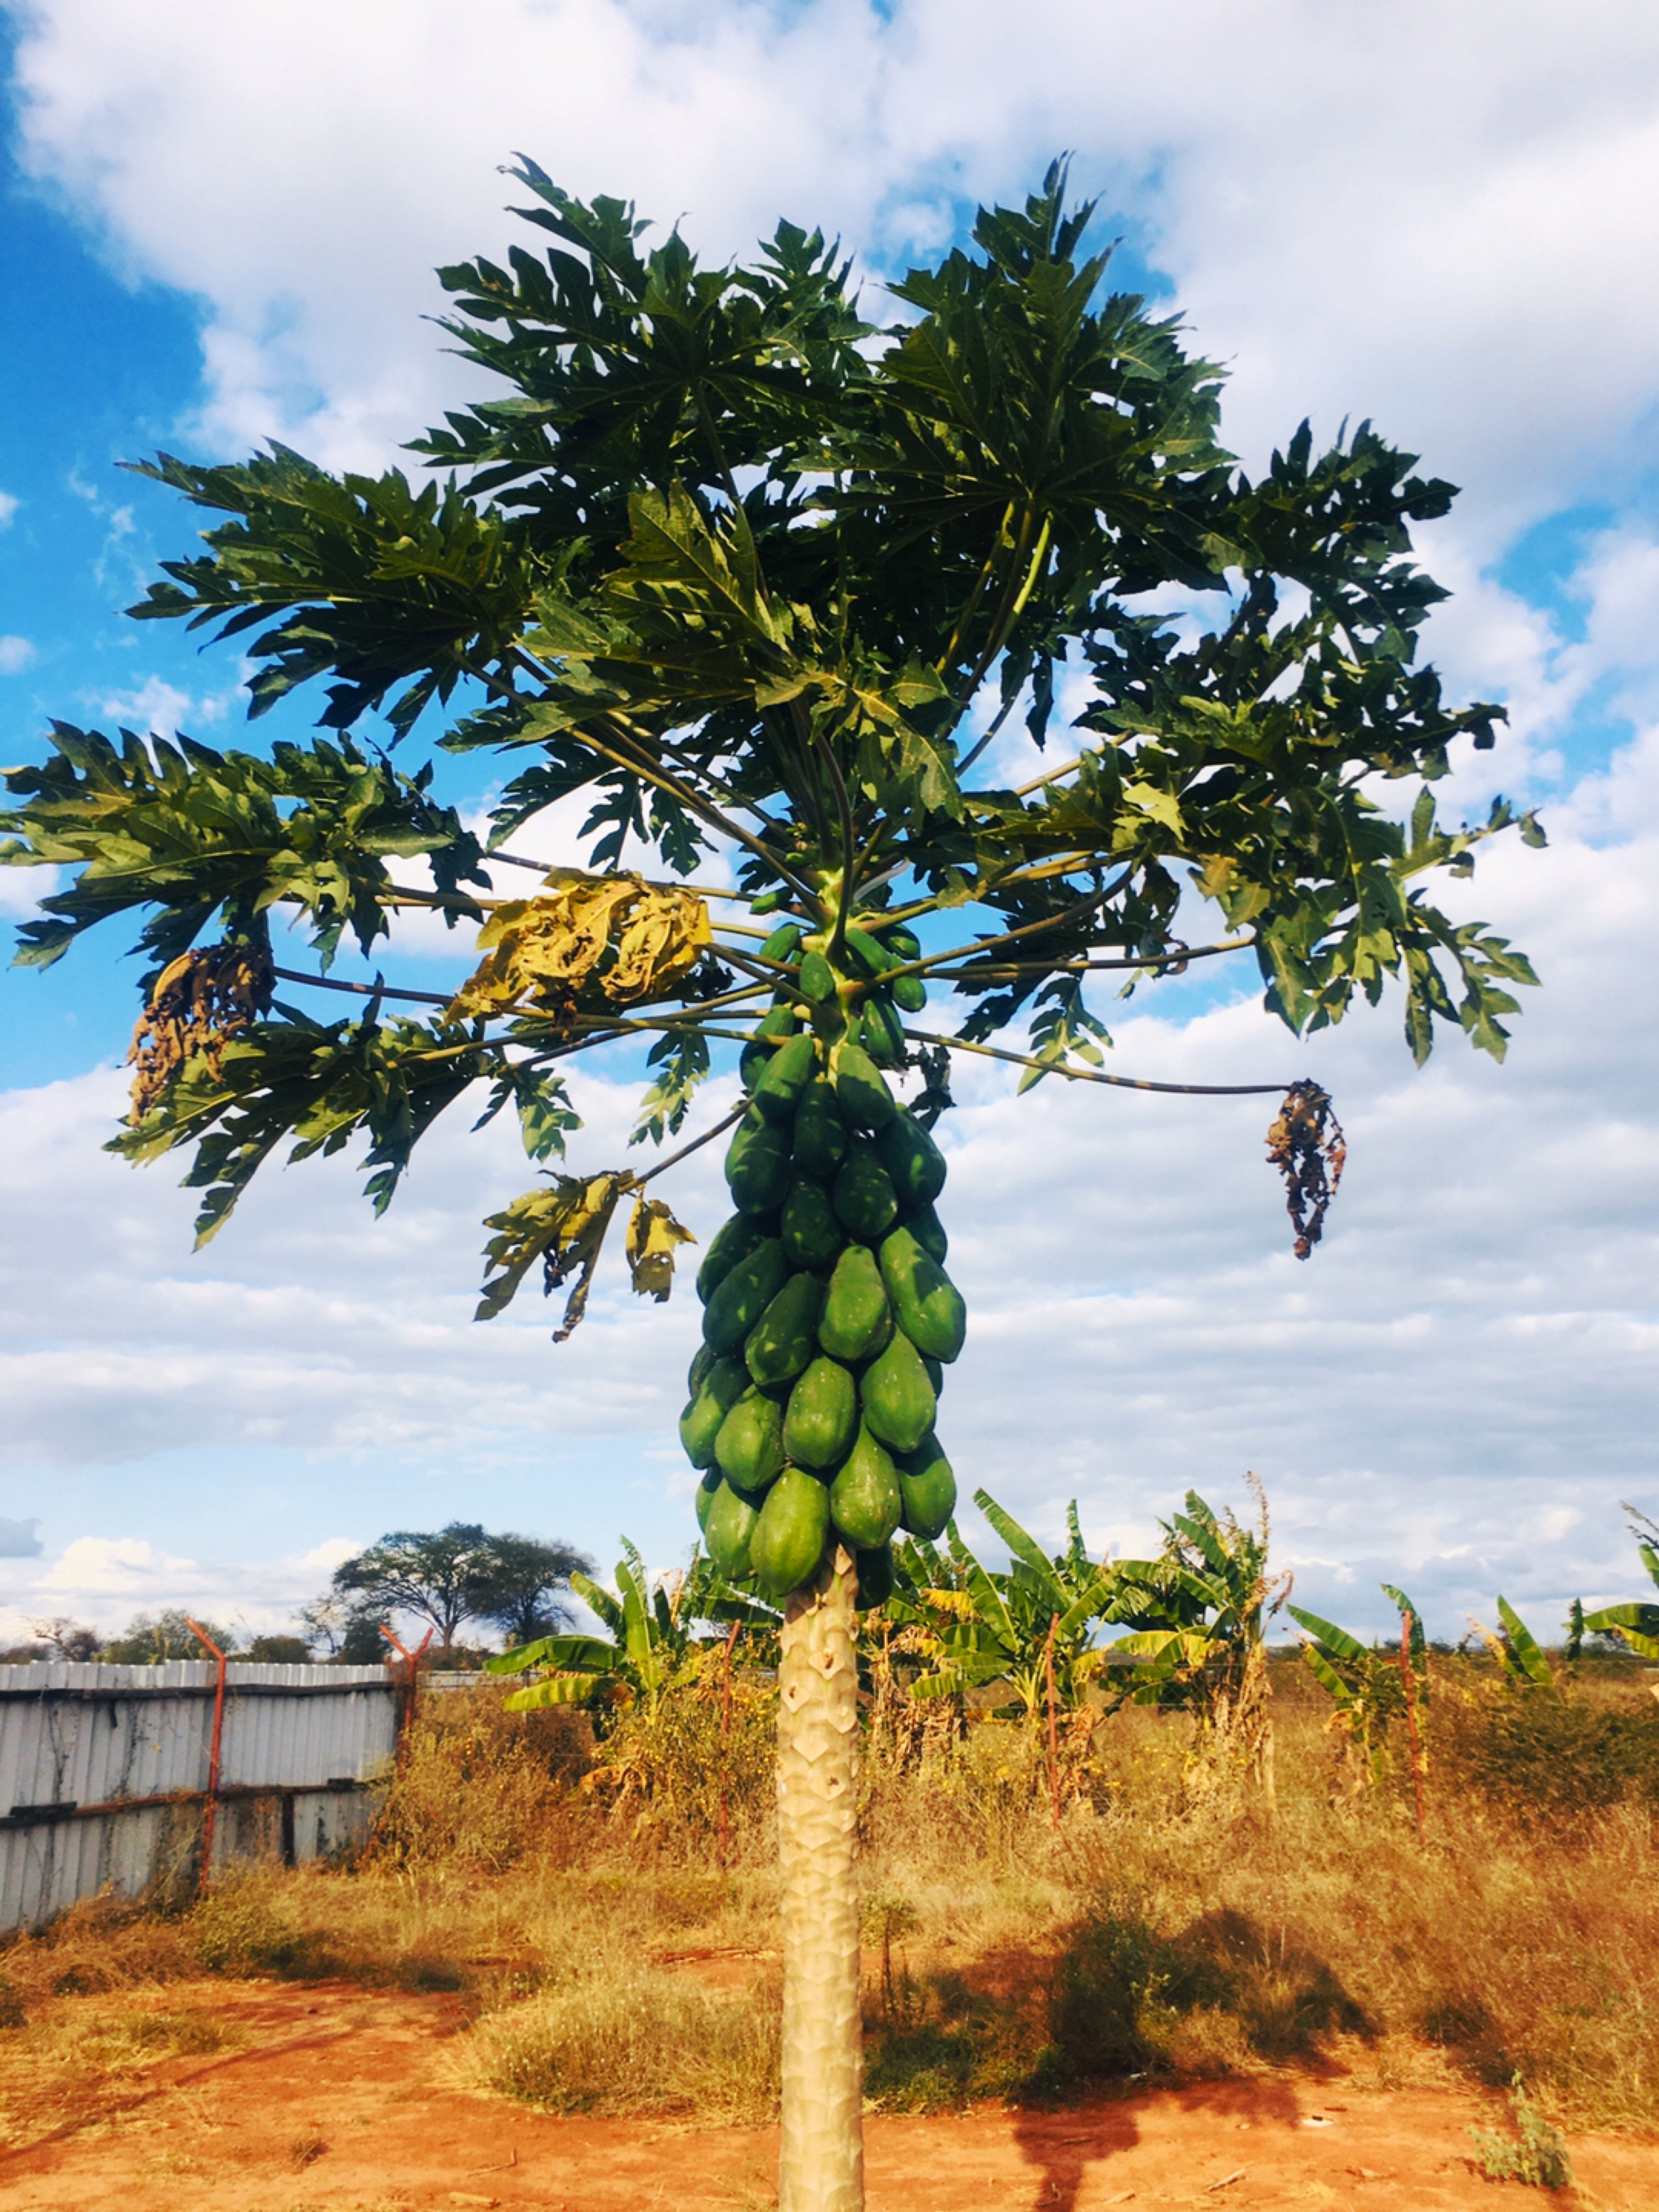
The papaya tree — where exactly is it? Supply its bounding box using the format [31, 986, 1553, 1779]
[0, 160, 1539, 2212]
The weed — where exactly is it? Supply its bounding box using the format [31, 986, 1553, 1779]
[464, 1961, 781, 2120]
[288, 2130, 328, 2170]
[1470, 2075, 1574, 2188]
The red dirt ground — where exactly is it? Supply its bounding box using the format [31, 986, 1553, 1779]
[1, 1980, 1654, 2211]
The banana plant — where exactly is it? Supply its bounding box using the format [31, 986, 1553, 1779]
[486, 1539, 774, 1718]
[1473, 1596, 1557, 1690]
[1104, 1490, 1283, 1725]
[2, 159, 1540, 2212]
[1288, 1583, 1429, 1782]
[877, 1499, 1116, 1724]
[1583, 1506, 1659, 1659]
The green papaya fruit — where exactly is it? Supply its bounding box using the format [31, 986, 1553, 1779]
[830, 1423, 902, 1549]
[895, 1433, 956, 1540]
[819, 1243, 891, 1362]
[759, 922, 803, 964]
[860, 995, 905, 1066]
[751, 1466, 831, 1600]
[923, 1353, 944, 1396]
[751, 886, 785, 916]
[860, 1331, 937, 1454]
[835, 1044, 897, 1130]
[899, 1201, 948, 1265]
[725, 1111, 794, 1214]
[694, 1467, 723, 1534]
[792, 1079, 848, 1178]
[738, 1001, 799, 1088]
[715, 1385, 786, 1493]
[705, 1478, 761, 1578]
[875, 923, 920, 961]
[702, 1238, 788, 1352]
[745, 1270, 825, 1388]
[844, 926, 894, 977]
[781, 1177, 844, 1270]
[875, 1112, 948, 1208]
[752, 1031, 818, 1124]
[833, 1142, 899, 1243]
[799, 948, 836, 1002]
[687, 1340, 718, 1395]
[889, 971, 927, 1014]
[878, 1225, 967, 1363]
[678, 1356, 750, 1469]
[854, 1544, 895, 1608]
[783, 1355, 858, 1470]
[695, 1213, 770, 1304]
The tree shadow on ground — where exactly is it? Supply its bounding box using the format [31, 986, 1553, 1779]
[863, 1901, 1374, 2211]
[1009, 1904, 1376, 2211]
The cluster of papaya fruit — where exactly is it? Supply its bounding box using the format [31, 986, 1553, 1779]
[682, 926, 961, 1607]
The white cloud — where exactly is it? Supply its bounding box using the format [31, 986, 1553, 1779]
[0, 491, 18, 528]
[36, 1534, 203, 1595]
[0, 636, 36, 674]
[0, 1531, 368, 1644]
[94, 673, 230, 739]
[10, 0, 1659, 562]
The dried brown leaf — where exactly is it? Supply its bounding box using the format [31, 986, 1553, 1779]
[1265, 1080, 1346, 1260]
[127, 940, 274, 1120]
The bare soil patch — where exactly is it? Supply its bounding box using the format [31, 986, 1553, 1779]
[0, 1979, 1652, 2212]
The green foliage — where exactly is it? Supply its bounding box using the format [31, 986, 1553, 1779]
[330, 1521, 587, 1650]
[97, 1609, 238, 1665]
[1583, 1504, 1659, 1660]
[488, 1541, 776, 1724]
[881, 1497, 1115, 1728]
[1469, 2077, 1573, 2190]
[0, 722, 486, 972]
[1287, 1584, 1429, 1784]
[1102, 1490, 1281, 1720]
[1, 164, 1541, 1279]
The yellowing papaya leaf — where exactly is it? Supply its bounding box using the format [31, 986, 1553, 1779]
[625, 1193, 695, 1302]
[477, 1169, 631, 1337]
[447, 869, 710, 1022]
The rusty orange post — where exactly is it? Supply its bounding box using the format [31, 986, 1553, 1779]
[715, 1618, 742, 1870]
[1044, 1612, 1061, 1831]
[185, 1618, 227, 1892]
[380, 1623, 433, 1761]
[1399, 1610, 1428, 1842]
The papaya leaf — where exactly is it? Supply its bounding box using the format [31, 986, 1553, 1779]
[625, 1193, 696, 1302]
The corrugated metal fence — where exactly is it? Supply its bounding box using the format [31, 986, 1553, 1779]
[0, 1662, 401, 1931]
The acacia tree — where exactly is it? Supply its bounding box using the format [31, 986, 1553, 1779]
[1, 163, 1539, 2212]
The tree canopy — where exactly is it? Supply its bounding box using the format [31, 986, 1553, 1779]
[0, 158, 1540, 1325]
[329, 1521, 589, 1651]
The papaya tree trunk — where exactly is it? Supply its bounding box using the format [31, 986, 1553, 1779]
[776, 1542, 863, 2212]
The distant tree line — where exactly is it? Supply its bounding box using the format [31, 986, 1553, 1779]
[0, 1522, 589, 1667]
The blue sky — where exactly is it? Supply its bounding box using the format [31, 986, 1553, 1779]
[2, 0, 1657, 1651]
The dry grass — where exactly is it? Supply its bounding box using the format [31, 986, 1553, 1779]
[1, 1656, 1655, 2142]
